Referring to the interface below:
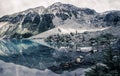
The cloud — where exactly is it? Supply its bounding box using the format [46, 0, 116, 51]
[0, 0, 120, 17]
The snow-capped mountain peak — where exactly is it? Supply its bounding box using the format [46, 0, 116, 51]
[47, 2, 96, 15]
[24, 6, 46, 15]
[0, 2, 120, 39]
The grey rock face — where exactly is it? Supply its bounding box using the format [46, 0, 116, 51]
[0, 2, 120, 38]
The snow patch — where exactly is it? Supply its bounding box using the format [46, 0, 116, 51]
[30, 25, 110, 39]
[0, 22, 8, 28]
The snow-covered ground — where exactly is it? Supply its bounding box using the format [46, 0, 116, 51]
[0, 22, 8, 28]
[30, 23, 110, 39]
[0, 60, 89, 76]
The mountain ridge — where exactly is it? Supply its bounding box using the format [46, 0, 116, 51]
[0, 2, 120, 38]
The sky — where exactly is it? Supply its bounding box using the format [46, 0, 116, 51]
[0, 0, 120, 17]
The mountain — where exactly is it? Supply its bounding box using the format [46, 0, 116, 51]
[0, 2, 120, 38]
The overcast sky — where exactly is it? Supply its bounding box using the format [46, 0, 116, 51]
[0, 0, 120, 17]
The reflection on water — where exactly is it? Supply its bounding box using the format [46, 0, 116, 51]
[0, 39, 90, 74]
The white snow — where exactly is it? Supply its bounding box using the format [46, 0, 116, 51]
[30, 23, 110, 39]
[78, 47, 93, 52]
[0, 22, 8, 28]
[0, 50, 7, 56]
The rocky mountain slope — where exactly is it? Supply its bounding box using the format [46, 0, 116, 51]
[0, 2, 120, 38]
